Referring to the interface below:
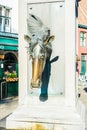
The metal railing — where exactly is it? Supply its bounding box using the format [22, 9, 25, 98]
[0, 81, 7, 100]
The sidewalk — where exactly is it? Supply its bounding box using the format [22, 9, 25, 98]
[0, 96, 18, 129]
[0, 87, 87, 130]
[78, 85, 87, 129]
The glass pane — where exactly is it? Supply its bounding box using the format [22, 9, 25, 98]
[81, 55, 85, 60]
[5, 19, 9, 26]
[80, 32, 86, 47]
[80, 32, 83, 37]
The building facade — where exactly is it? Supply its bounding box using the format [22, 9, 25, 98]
[0, 0, 18, 33]
[0, 0, 18, 99]
[78, 0, 87, 75]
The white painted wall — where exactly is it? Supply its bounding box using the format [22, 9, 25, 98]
[0, 0, 18, 33]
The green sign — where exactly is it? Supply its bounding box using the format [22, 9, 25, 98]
[0, 37, 18, 51]
[0, 38, 18, 44]
[0, 45, 18, 51]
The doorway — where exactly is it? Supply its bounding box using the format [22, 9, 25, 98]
[4, 52, 17, 73]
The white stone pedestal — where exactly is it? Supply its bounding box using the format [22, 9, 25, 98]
[6, 0, 85, 129]
[6, 97, 85, 130]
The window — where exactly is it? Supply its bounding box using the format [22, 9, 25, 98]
[80, 32, 86, 47]
[0, 7, 2, 31]
[5, 8, 11, 31]
[81, 55, 86, 61]
[0, 6, 11, 32]
[5, 9, 10, 17]
[5, 19, 9, 26]
[0, 17, 2, 31]
[0, 17, 2, 24]
[0, 7, 2, 15]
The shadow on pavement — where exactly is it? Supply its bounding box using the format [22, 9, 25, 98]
[84, 87, 87, 92]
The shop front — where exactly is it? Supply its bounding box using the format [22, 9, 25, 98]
[0, 32, 18, 100]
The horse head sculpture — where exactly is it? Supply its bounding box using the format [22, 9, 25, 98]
[24, 14, 55, 88]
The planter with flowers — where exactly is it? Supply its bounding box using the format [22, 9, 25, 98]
[4, 71, 18, 82]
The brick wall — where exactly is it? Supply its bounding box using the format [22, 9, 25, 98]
[78, 0, 87, 75]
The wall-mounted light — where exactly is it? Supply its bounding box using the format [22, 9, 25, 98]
[1, 63, 3, 68]
[0, 54, 4, 59]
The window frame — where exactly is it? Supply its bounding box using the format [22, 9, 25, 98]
[80, 32, 86, 47]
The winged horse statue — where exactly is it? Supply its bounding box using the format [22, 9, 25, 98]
[24, 14, 55, 88]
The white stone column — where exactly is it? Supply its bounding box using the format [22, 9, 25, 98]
[65, 0, 76, 107]
[18, 0, 28, 104]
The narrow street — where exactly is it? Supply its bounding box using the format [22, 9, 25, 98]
[0, 97, 18, 129]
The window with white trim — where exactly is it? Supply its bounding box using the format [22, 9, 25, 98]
[5, 9, 10, 17]
[80, 32, 86, 47]
[0, 5, 11, 32]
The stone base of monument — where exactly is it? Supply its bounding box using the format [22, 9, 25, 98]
[6, 97, 85, 130]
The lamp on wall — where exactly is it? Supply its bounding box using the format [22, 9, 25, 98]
[0, 54, 4, 60]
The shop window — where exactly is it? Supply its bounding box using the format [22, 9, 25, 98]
[80, 32, 86, 47]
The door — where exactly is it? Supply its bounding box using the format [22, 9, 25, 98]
[81, 55, 86, 75]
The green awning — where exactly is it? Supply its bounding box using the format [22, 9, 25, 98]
[0, 37, 18, 51]
[0, 37, 18, 44]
